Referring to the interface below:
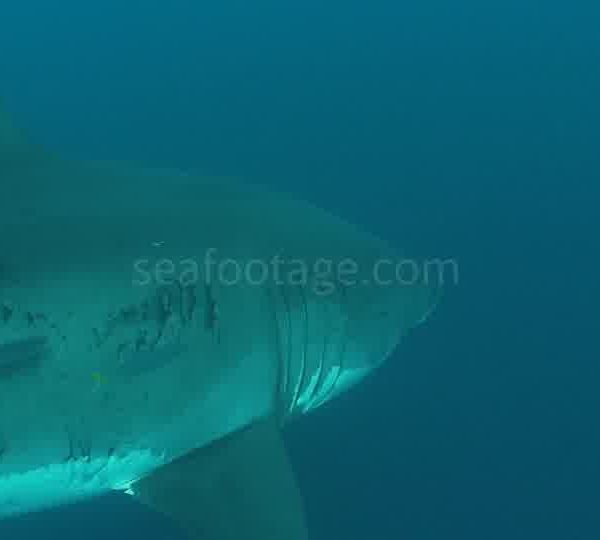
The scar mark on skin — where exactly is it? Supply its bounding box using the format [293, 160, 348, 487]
[204, 283, 217, 330]
[204, 282, 220, 344]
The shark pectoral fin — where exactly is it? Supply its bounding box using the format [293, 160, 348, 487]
[131, 418, 309, 540]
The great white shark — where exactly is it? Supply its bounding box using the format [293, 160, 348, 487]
[0, 102, 438, 539]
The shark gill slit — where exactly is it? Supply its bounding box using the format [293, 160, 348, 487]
[320, 284, 349, 406]
[310, 292, 336, 409]
[266, 285, 287, 424]
[289, 285, 309, 416]
[275, 283, 293, 419]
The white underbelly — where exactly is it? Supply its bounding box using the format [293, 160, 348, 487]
[0, 343, 277, 519]
[0, 448, 164, 518]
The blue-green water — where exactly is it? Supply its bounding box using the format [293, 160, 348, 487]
[1, 1, 598, 538]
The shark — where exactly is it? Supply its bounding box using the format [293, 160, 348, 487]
[0, 102, 438, 539]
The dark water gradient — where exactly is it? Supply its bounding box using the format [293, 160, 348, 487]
[1, 1, 598, 538]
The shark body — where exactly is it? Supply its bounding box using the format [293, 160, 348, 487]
[0, 105, 437, 538]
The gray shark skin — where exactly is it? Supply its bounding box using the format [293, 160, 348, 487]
[0, 103, 438, 539]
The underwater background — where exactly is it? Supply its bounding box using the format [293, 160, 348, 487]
[1, 0, 598, 538]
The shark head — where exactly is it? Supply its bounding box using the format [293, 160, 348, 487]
[273, 272, 438, 422]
